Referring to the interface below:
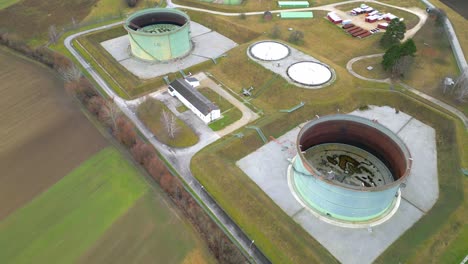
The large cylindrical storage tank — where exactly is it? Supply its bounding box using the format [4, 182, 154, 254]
[124, 8, 192, 61]
[291, 115, 411, 223]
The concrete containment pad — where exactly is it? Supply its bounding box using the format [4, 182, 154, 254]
[237, 106, 438, 264]
[101, 22, 237, 79]
[247, 40, 335, 89]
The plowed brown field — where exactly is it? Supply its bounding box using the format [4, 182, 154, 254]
[0, 48, 107, 219]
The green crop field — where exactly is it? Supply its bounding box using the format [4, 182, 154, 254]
[79, 191, 213, 264]
[0, 147, 147, 263]
[0, 147, 213, 263]
[0, 0, 20, 10]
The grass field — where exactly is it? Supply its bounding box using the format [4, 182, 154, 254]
[0, 47, 108, 220]
[0, 0, 20, 10]
[352, 56, 390, 80]
[198, 87, 242, 131]
[78, 191, 213, 264]
[0, 147, 147, 263]
[402, 17, 466, 115]
[82, 0, 157, 22]
[0, 0, 98, 42]
[0, 147, 214, 263]
[137, 98, 199, 148]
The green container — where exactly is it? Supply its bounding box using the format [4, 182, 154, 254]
[125, 8, 192, 61]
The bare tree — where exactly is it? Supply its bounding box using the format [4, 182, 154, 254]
[161, 109, 180, 139]
[288, 30, 304, 44]
[454, 68, 468, 102]
[115, 117, 136, 147]
[58, 63, 82, 82]
[71, 17, 77, 29]
[48, 25, 60, 44]
[100, 99, 122, 131]
[270, 24, 281, 39]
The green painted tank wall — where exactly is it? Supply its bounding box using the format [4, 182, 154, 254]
[291, 156, 399, 222]
[125, 9, 192, 61]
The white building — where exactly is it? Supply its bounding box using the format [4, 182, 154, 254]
[168, 78, 221, 124]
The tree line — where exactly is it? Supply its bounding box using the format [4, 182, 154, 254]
[0, 32, 247, 263]
[379, 11, 468, 102]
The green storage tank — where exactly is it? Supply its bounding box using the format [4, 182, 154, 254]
[124, 8, 192, 61]
[291, 115, 412, 223]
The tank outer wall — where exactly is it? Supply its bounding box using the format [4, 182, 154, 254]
[291, 114, 411, 222]
[125, 9, 192, 61]
[292, 157, 399, 221]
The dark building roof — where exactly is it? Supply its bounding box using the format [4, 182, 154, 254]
[185, 76, 199, 82]
[169, 79, 219, 116]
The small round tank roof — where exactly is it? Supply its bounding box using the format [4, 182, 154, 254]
[287, 61, 332, 86]
[249, 41, 290, 61]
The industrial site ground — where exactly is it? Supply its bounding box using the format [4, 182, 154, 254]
[0, 0, 467, 263]
[237, 106, 438, 264]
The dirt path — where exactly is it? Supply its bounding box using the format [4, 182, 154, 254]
[196, 72, 259, 137]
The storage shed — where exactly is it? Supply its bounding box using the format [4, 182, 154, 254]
[168, 79, 220, 123]
[280, 11, 313, 19]
[278, 1, 309, 8]
[327, 12, 342, 24]
[378, 22, 389, 29]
